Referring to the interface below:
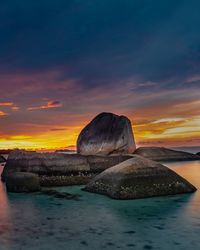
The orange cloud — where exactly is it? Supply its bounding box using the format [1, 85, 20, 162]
[134, 116, 200, 147]
[0, 70, 199, 150]
[0, 102, 14, 106]
[11, 106, 20, 111]
[28, 101, 63, 111]
[0, 111, 8, 116]
[0, 102, 19, 112]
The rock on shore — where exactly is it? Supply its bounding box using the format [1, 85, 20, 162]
[6, 172, 41, 193]
[134, 147, 200, 161]
[2, 150, 132, 186]
[84, 156, 197, 199]
[77, 112, 136, 155]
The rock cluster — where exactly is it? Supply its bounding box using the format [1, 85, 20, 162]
[2, 150, 131, 186]
[1, 112, 198, 198]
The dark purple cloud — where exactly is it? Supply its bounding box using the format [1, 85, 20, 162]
[0, 0, 200, 148]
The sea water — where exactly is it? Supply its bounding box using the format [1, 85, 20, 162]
[0, 160, 200, 250]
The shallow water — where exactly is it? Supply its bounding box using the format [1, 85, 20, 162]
[0, 160, 200, 250]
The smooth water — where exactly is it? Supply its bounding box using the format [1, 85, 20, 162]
[0, 160, 200, 250]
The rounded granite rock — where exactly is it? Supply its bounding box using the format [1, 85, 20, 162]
[84, 156, 197, 199]
[77, 112, 136, 155]
[6, 172, 41, 193]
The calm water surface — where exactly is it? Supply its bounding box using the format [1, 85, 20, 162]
[0, 160, 200, 250]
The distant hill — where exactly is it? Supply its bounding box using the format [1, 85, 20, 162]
[0, 149, 12, 154]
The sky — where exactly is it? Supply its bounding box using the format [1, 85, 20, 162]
[0, 0, 200, 150]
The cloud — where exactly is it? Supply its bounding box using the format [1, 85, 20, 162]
[28, 100, 63, 111]
[0, 1, 200, 148]
[11, 106, 20, 111]
[0, 0, 200, 88]
[0, 102, 19, 112]
[0, 111, 8, 116]
[50, 128, 67, 131]
[152, 118, 185, 124]
[0, 102, 14, 106]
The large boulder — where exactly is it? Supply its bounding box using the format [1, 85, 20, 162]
[84, 156, 196, 199]
[6, 172, 41, 193]
[77, 112, 136, 155]
[134, 147, 200, 161]
[2, 150, 132, 186]
[197, 152, 200, 156]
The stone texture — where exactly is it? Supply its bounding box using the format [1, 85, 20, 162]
[84, 156, 197, 199]
[134, 147, 200, 161]
[77, 112, 136, 155]
[6, 172, 41, 193]
[2, 150, 132, 186]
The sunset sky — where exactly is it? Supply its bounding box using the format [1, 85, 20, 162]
[0, 0, 200, 150]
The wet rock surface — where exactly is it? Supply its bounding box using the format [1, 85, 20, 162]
[6, 172, 41, 193]
[84, 156, 197, 199]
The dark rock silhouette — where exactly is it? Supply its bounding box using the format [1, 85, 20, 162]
[197, 152, 200, 156]
[6, 172, 41, 193]
[77, 112, 136, 155]
[84, 156, 197, 199]
[2, 150, 132, 186]
[0, 155, 6, 163]
[55, 149, 76, 153]
[0, 150, 12, 154]
[134, 147, 200, 161]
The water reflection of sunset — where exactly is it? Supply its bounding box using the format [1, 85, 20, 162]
[167, 161, 200, 218]
[0, 167, 12, 247]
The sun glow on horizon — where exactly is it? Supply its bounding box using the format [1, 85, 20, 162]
[0, 115, 199, 150]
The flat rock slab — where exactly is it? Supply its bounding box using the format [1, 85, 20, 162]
[77, 112, 136, 155]
[134, 147, 200, 161]
[84, 156, 197, 200]
[2, 150, 132, 186]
